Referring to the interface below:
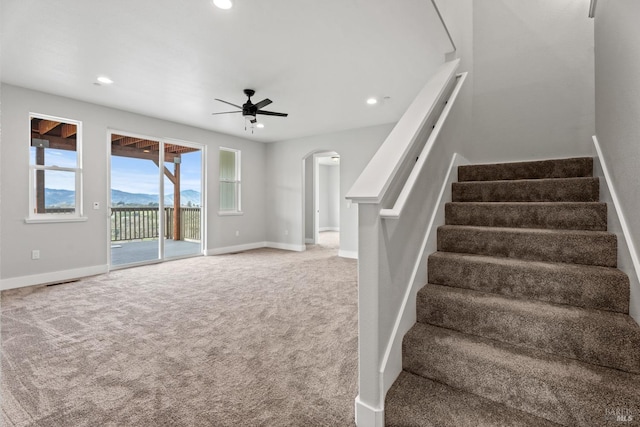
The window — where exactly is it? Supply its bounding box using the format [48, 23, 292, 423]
[219, 147, 241, 214]
[27, 114, 84, 222]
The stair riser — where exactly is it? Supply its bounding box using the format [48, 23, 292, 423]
[427, 253, 629, 313]
[385, 372, 559, 427]
[452, 177, 599, 202]
[417, 285, 640, 373]
[403, 323, 640, 426]
[458, 157, 593, 182]
[437, 226, 617, 267]
[445, 202, 607, 231]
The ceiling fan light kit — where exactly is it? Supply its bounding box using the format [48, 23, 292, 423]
[212, 89, 288, 132]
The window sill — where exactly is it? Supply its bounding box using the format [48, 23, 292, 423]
[218, 211, 244, 216]
[25, 216, 89, 224]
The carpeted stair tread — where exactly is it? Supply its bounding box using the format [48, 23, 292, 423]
[445, 202, 607, 230]
[452, 177, 599, 202]
[403, 322, 640, 426]
[427, 252, 629, 313]
[437, 225, 617, 267]
[458, 157, 593, 182]
[390, 156, 639, 425]
[384, 371, 561, 427]
[417, 284, 640, 373]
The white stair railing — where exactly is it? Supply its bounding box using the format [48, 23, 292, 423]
[346, 58, 468, 426]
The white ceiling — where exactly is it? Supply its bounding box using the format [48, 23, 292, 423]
[1, 0, 450, 143]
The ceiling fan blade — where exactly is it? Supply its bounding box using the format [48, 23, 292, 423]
[256, 110, 288, 117]
[253, 98, 272, 110]
[211, 111, 242, 115]
[214, 98, 242, 109]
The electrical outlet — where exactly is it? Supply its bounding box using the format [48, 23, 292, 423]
[235, 230, 240, 237]
[31, 250, 40, 260]
[285, 230, 289, 236]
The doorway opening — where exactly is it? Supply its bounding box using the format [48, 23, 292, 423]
[303, 151, 340, 250]
[109, 132, 204, 268]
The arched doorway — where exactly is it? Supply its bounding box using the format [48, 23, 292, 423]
[302, 150, 340, 249]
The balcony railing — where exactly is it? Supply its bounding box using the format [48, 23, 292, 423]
[110, 206, 201, 242]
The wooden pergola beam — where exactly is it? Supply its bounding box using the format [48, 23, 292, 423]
[31, 132, 77, 151]
[135, 140, 158, 149]
[61, 123, 77, 138]
[111, 143, 179, 162]
[117, 137, 145, 146]
[38, 120, 60, 135]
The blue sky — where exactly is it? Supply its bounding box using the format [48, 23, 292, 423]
[111, 150, 202, 194]
[32, 148, 202, 194]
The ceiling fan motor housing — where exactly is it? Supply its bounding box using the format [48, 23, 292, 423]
[242, 89, 257, 120]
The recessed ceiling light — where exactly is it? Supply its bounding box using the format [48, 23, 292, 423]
[97, 76, 114, 85]
[256, 123, 265, 128]
[213, 0, 233, 9]
[366, 97, 378, 105]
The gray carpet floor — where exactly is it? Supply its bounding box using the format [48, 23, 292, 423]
[1, 232, 358, 426]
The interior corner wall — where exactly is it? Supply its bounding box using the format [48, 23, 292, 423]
[469, 0, 595, 163]
[318, 164, 340, 231]
[0, 84, 266, 287]
[265, 123, 394, 257]
[328, 165, 340, 229]
[593, 0, 640, 321]
[318, 165, 331, 230]
[304, 156, 314, 240]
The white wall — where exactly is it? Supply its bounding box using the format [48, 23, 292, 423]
[0, 84, 266, 287]
[266, 124, 393, 258]
[304, 156, 314, 241]
[469, 0, 595, 162]
[318, 164, 340, 230]
[439, 0, 474, 150]
[594, 0, 640, 322]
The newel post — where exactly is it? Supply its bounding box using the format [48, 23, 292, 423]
[354, 203, 385, 427]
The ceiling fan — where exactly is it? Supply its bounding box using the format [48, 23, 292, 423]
[212, 89, 288, 125]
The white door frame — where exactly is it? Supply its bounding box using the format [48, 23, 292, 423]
[107, 129, 205, 269]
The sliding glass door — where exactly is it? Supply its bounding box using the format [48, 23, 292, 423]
[163, 143, 202, 259]
[109, 133, 203, 268]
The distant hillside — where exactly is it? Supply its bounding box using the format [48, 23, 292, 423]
[45, 188, 76, 207]
[44, 188, 201, 207]
[111, 189, 158, 206]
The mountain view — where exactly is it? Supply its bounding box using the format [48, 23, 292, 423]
[44, 189, 202, 207]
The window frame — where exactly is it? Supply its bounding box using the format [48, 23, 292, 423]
[218, 147, 242, 215]
[26, 113, 86, 223]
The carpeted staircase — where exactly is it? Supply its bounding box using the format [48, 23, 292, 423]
[385, 157, 640, 426]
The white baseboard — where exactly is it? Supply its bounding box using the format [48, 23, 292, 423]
[266, 241, 306, 252]
[208, 241, 306, 255]
[355, 396, 384, 427]
[0, 265, 109, 291]
[206, 242, 268, 255]
[338, 249, 358, 259]
[592, 136, 640, 324]
[319, 227, 340, 232]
